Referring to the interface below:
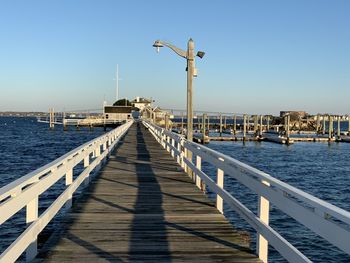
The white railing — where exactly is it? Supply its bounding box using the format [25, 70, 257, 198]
[143, 120, 350, 263]
[0, 120, 133, 263]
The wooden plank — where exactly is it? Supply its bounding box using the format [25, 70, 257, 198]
[34, 122, 260, 262]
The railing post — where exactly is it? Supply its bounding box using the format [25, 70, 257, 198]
[95, 144, 101, 157]
[171, 138, 175, 157]
[26, 197, 38, 262]
[84, 154, 90, 187]
[196, 155, 201, 189]
[257, 181, 270, 263]
[166, 135, 170, 152]
[184, 148, 188, 173]
[216, 168, 224, 214]
[176, 140, 181, 164]
[65, 169, 73, 209]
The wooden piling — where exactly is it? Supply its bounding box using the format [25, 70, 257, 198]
[316, 114, 320, 133]
[254, 115, 258, 134]
[328, 115, 333, 141]
[337, 116, 341, 140]
[259, 115, 263, 137]
[243, 114, 247, 141]
[219, 114, 223, 136]
[202, 114, 206, 138]
[49, 108, 54, 130]
[322, 115, 326, 135]
[233, 114, 237, 134]
[266, 116, 270, 131]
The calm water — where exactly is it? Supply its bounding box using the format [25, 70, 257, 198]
[1, 117, 350, 262]
[0, 117, 107, 259]
[205, 141, 350, 262]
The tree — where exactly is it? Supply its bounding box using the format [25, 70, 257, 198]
[113, 98, 132, 106]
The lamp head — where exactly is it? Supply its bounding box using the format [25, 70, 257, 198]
[196, 51, 205, 59]
[153, 40, 164, 53]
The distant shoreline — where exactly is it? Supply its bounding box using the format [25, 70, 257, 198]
[0, 112, 47, 117]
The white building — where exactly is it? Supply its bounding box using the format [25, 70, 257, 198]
[104, 106, 133, 121]
[131, 97, 152, 111]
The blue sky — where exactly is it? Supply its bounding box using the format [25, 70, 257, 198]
[0, 0, 349, 115]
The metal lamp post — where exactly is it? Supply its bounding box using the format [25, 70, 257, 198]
[153, 38, 205, 141]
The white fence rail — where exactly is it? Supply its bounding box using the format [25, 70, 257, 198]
[143, 120, 350, 263]
[0, 120, 133, 263]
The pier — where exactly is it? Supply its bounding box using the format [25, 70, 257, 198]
[34, 122, 259, 262]
[1, 119, 350, 263]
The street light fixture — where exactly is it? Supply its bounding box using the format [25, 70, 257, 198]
[152, 38, 205, 142]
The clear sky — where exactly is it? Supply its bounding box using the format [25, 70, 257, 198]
[0, 0, 349, 115]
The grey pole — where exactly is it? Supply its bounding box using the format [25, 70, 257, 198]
[186, 39, 195, 142]
[337, 116, 341, 140]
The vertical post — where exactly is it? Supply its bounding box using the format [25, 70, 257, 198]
[186, 38, 194, 142]
[177, 140, 181, 164]
[186, 39, 194, 179]
[83, 154, 90, 186]
[95, 144, 101, 157]
[219, 114, 223, 136]
[171, 138, 175, 157]
[247, 115, 250, 132]
[348, 115, 350, 135]
[328, 115, 333, 141]
[286, 114, 290, 139]
[259, 115, 263, 137]
[65, 169, 73, 209]
[233, 114, 237, 135]
[254, 115, 258, 134]
[202, 113, 206, 142]
[243, 114, 247, 141]
[299, 116, 302, 133]
[316, 114, 320, 133]
[196, 155, 202, 189]
[266, 116, 270, 131]
[207, 115, 210, 134]
[26, 197, 38, 262]
[165, 114, 169, 130]
[257, 180, 270, 263]
[49, 108, 55, 129]
[337, 116, 341, 140]
[224, 116, 227, 129]
[216, 168, 224, 214]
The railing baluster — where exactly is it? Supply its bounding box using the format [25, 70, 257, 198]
[25, 196, 38, 262]
[216, 168, 224, 214]
[257, 180, 270, 263]
[83, 154, 90, 187]
[171, 138, 175, 157]
[65, 169, 73, 209]
[196, 155, 201, 189]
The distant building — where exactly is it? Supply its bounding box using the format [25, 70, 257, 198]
[104, 106, 133, 121]
[280, 111, 308, 118]
[131, 97, 152, 111]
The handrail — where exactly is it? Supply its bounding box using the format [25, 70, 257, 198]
[0, 120, 133, 263]
[143, 120, 350, 263]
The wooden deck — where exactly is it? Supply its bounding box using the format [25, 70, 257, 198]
[35, 122, 259, 262]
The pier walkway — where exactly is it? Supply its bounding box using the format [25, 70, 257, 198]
[35, 122, 259, 262]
